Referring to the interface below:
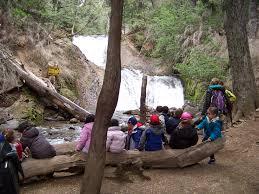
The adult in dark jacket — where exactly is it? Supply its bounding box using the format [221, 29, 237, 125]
[169, 112, 198, 149]
[16, 121, 56, 159]
[166, 108, 183, 134]
[202, 78, 231, 116]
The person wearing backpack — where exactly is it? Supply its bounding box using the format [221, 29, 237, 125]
[125, 116, 144, 150]
[138, 114, 168, 151]
[0, 132, 24, 194]
[202, 78, 231, 119]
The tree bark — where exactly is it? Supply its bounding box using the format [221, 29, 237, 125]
[140, 75, 147, 123]
[0, 46, 90, 121]
[247, 0, 257, 38]
[224, 0, 258, 120]
[80, 0, 123, 193]
[22, 138, 225, 180]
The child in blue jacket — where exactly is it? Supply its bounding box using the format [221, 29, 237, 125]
[197, 107, 222, 164]
[138, 114, 168, 151]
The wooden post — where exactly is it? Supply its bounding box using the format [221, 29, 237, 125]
[140, 75, 147, 123]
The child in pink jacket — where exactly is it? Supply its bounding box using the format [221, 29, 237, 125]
[76, 114, 95, 153]
[106, 119, 126, 153]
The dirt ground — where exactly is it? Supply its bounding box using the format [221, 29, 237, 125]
[21, 120, 259, 194]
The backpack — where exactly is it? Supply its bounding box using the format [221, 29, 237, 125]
[0, 141, 23, 194]
[225, 89, 236, 103]
[210, 90, 227, 113]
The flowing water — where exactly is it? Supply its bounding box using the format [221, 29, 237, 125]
[42, 35, 185, 144]
[73, 35, 184, 111]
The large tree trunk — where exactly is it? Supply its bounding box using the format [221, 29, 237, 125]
[0, 46, 90, 121]
[22, 138, 225, 179]
[224, 0, 258, 120]
[140, 75, 147, 123]
[80, 0, 123, 193]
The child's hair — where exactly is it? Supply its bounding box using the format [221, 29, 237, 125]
[174, 108, 183, 119]
[208, 107, 218, 116]
[162, 106, 169, 114]
[2, 129, 15, 143]
[156, 106, 163, 113]
[85, 114, 95, 124]
[219, 80, 224, 86]
[110, 119, 119, 127]
[210, 78, 220, 85]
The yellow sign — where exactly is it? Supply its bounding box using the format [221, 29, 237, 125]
[48, 66, 60, 76]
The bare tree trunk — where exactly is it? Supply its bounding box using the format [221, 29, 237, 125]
[224, 0, 258, 120]
[140, 75, 147, 123]
[80, 0, 123, 193]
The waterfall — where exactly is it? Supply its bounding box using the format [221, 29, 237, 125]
[73, 35, 184, 111]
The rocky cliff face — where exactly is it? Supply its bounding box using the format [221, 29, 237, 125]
[0, 16, 103, 126]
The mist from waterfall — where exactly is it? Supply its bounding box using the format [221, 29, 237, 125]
[73, 35, 184, 111]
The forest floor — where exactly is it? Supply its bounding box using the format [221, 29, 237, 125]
[21, 119, 259, 194]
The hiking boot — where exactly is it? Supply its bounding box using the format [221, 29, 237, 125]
[208, 158, 216, 164]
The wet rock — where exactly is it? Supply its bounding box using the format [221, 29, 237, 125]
[70, 118, 79, 124]
[0, 119, 19, 130]
[0, 118, 6, 125]
[183, 103, 200, 116]
[56, 116, 66, 121]
[69, 126, 76, 130]
[123, 109, 140, 115]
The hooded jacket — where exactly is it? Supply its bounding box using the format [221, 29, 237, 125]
[106, 126, 126, 153]
[166, 116, 181, 135]
[76, 122, 94, 153]
[138, 125, 167, 151]
[125, 126, 145, 150]
[20, 127, 56, 159]
[197, 116, 222, 141]
[169, 124, 198, 149]
[202, 85, 231, 115]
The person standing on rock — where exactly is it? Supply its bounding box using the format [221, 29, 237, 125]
[15, 121, 56, 159]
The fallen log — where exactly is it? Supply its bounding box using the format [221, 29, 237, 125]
[53, 142, 76, 155]
[22, 138, 225, 179]
[0, 46, 90, 121]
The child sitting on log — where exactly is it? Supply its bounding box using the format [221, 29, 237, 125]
[125, 116, 144, 150]
[15, 121, 56, 159]
[196, 107, 223, 164]
[2, 129, 25, 161]
[138, 114, 168, 151]
[76, 114, 95, 153]
[169, 112, 198, 149]
[106, 119, 126, 153]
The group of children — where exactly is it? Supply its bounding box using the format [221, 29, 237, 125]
[76, 105, 223, 164]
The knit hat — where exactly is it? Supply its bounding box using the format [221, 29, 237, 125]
[180, 112, 193, 120]
[15, 121, 34, 133]
[150, 114, 160, 125]
[127, 116, 137, 126]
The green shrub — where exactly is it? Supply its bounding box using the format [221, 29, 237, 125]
[176, 49, 227, 82]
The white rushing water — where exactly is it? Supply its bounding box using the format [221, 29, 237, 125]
[73, 35, 184, 111]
